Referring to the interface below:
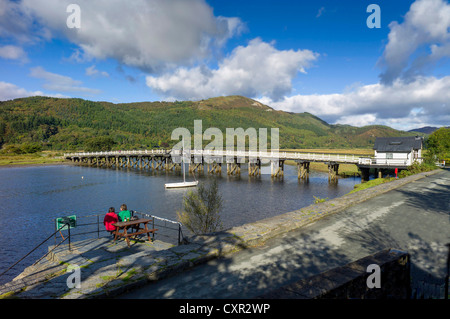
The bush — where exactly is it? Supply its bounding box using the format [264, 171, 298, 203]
[85, 136, 116, 152]
[177, 179, 223, 235]
[21, 142, 42, 154]
[398, 161, 437, 178]
[0, 143, 42, 154]
[1, 145, 24, 154]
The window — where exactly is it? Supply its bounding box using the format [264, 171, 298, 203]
[386, 153, 393, 159]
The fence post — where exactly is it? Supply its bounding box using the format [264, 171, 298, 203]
[152, 218, 155, 241]
[445, 243, 449, 300]
[97, 215, 100, 238]
[68, 224, 71, 251]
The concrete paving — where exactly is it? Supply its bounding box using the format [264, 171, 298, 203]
[0, 169, 446, 299]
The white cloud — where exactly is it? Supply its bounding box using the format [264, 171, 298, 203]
[86, 65, 109, 77]
[146, 38, 319, 101]
[0, 81, 43, 101]
[0, 45, 28, 62]
[379, 0, 450, 84]
[0, 0, 34, 43]
[316, 7, 325, 18]
[29, 66, 101, 95]
[258, 76, 450, 130]
[16, 0, 244, 72]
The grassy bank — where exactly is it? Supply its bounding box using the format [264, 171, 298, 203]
[0, 151, 65, 166]
[349, 161, 439, 194]
[349, 177, 396, 194]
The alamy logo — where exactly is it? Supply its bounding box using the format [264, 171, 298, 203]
[366, 264, 381, 288]
[66, 4, 81, 29]
[66, 264, 81, 289]
[366, 4, 381, 29]
[170, 120, 279, 173]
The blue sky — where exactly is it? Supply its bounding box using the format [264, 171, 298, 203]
[1, 0, 449, 130]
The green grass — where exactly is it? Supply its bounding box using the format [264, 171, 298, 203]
[313, 196, 328, 203]
[0, 152, 65, 166]
[349, 177, 396, 194]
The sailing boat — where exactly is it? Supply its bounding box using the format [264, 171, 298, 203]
[165, 140, 199, 189]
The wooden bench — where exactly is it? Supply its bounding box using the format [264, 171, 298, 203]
[113, 218, 158, 247]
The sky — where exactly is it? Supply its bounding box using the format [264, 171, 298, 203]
[0, 0, 449, 131]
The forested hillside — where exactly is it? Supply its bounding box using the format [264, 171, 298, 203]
[0, 95, 418, 152]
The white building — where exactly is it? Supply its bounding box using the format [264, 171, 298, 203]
[372, 136, 424, 167]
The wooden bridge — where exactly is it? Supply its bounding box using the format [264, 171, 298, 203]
[64, 149, 365, 181]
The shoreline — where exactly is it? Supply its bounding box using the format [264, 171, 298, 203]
[0, 161, 68, 169]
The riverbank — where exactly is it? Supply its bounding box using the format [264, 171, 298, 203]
[0, 168, 442, 299]
[0, 152, 65, 167]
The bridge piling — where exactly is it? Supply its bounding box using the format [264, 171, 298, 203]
[271, 159, 284, 178]
[328, 162, 339, 182]
[297, 161, 310, 180]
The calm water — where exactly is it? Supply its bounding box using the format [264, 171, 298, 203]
[0, 164, 361, 284]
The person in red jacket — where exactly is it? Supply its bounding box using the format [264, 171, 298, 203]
[104, 207, 118, 236]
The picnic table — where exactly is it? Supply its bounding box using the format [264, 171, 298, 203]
[112, 218, 158, 247]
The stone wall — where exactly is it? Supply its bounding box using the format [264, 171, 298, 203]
[259, 249, 411, 299]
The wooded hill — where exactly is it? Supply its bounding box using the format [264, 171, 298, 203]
[0, 95, 420, 151]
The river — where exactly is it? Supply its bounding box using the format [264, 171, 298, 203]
[0, 163, 361, 284]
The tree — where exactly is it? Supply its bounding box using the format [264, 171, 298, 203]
[85, 136, 116, 152]
[426, 127, 450, 161]
[177, 179, 223, 235]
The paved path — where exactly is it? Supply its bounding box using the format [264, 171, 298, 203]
[119, 169, 450, 299]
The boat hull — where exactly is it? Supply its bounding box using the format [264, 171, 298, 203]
[165, 181, 199, 189]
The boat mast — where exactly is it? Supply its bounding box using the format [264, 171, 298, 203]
[182, 138, 186, 183]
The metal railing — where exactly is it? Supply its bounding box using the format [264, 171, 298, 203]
[132, 211, 185, 245]
[53, 211, 185, 246]
[358, 157, 424, 166]
[0, 212, 185, 284]
[0, 223, 70, 282]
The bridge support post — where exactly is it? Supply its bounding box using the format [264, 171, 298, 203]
[271, 160, 284, 178]
[359, 167, 370, 182]
[248, 159, 261, 176]
[137, 156, 142, 169]
[297, 161, 310, 180]
[208, 162, 222, 174]
[227, 157, 241, 175]
[328, 162, 339, 182]
[189, 158, 204, 174]
[154, 156, 164, 170]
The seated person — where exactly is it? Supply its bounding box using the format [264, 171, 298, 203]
[118, 203, 131, 222]
[103, 207, 118, 235]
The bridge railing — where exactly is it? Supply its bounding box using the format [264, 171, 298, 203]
[358, 157, 423, 166]
[64, 149, 361, 163]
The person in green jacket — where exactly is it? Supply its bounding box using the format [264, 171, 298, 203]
[118, 203, 131, 222]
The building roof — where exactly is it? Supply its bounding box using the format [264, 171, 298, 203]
[373, 136, 423, 152]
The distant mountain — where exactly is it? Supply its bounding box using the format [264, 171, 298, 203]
[0, 95, 420, 151]
[409, 126, 449, 134]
